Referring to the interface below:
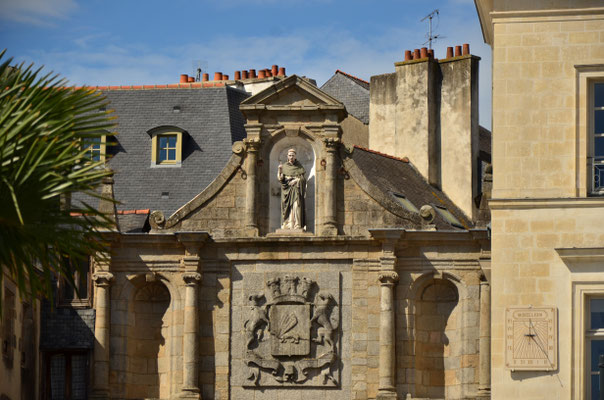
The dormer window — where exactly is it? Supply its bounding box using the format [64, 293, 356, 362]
[83, 134, 107, 163]
[149, 127, 185, 167]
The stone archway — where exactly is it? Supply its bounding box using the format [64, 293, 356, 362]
[414, 278, 460, 399]
[125, 281, 171, 399]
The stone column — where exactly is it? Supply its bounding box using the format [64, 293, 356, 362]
[180, 272, 202, 399]
[322, 137, 339, 235]
[244, 138, 260, 235]
[91, 272, 114, 399]
[377, 271, 399, 399]
[478, 280, 491, 397]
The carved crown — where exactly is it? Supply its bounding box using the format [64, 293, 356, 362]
[266, 275, 314, 304]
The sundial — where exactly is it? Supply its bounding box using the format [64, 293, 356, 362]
[505, 306, 557, 371]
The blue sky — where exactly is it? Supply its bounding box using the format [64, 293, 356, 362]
[0, 0, 491, 127]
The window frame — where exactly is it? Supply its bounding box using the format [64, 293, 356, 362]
[56, 256, 92, 308]
[590, 81, 604, 194]
[586, 297, 604, 400]
[149, 127, 185, 167]
[575, 65, 604, 196]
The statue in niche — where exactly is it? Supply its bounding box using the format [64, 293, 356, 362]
[277, 148, 306, 230]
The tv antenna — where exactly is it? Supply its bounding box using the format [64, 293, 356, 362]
[192, 59, 208, 82]
[421, 9, 441, 49]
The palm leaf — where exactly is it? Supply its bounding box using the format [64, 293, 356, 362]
[0, 49, 117, 309]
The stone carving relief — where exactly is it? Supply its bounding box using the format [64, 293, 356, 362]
[241, 273, 339, 387]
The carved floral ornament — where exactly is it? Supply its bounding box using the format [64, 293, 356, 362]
[243, 274, 339, 387]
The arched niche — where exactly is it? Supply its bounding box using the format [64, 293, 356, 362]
[268, 134, 316, 233]
[125, 281, 172, 399]
[413, 278, 461, 399]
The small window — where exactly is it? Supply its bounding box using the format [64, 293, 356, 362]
[392, 192, 419, 213]
[149, 128, 184, 166]
[587, 298, 604, 399]
[592, 83, 604, 193]
[57, 256, 92, 308]
[83, 135, 106, 163]
[433, 205, 465, 229]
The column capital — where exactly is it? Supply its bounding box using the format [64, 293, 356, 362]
[92, 272, 114, 287]
[183, 272, 202, 286]
[378, 271, 399, 286]
[244, 137, 261, 152]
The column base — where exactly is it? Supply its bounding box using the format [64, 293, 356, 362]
[376, 389, 398, 399]
[320, 223, 338, 236]
[178, 388, 201, 399]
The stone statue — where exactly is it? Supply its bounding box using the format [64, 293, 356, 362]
[277, 148, 306, 230]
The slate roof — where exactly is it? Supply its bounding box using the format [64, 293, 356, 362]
[320, 70, 370, 124]
[81, 86, 249, 216]
[479, 125, 492, 162]
[349, 146, 473, 230]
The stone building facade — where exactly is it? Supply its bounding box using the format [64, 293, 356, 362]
[82, 71, 491, 400]
[475, 1, 604, 399]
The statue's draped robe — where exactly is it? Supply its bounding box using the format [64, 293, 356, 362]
[280, 161, 306, 229]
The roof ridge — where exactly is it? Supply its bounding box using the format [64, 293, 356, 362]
[73, 82, 227, 90]
[353, 145, 409, 163]
[335, 69, 370, 87]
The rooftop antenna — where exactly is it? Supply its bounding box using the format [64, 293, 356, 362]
[192, 59, 208, 82]
[421, 9, 441, 49]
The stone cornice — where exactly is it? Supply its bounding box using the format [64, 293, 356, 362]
[489, 197, 604, 210]
[556, 247, 604, 262]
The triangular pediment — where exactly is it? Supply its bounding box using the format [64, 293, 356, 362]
[240, 75, 345, 110]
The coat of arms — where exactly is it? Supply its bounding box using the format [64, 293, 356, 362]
[242, 274, 339, 387]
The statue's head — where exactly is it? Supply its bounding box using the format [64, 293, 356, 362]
[287, 148, 296, 164]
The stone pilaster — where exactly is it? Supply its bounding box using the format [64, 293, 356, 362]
[478, 280, 491, 397]
[91, 272, 114, 399]
[244, 138, 261, 236]
[322, 137, 339, 236]
[180, 272, 202, 399]
[377, 270, 399, 399]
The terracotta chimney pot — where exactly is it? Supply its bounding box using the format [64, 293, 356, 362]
[249, 69, 257, 78]
[258, 70, 266, 79]
[223, 74, 229, 80]
[278, 67, 286, 76]
[180, 74, 189, 83]
[413, 49, 421, 59]
[420, 47, 428, 58]
[272, 65, 278, 76]
[202, 73, 209, 81]
[214, 72, 223, 81]
[428, 49, 434, 59]
[446, 47, 454, 58]
[455, 45, 462, 57]
[188, 76, 195, 83]
[234, 71, 241, 80]
[404, 50, 412, 61]
[462, 43, 470, 55]
[242, 70, 248, 79]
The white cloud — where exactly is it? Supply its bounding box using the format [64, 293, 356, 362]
[0, 0, 77, 26]
[15, 14, 491, 127]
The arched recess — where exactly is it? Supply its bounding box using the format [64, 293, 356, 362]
[267, 129, 317, 233]
[125, 280, 172, 399]
[408, 271, 470, 399]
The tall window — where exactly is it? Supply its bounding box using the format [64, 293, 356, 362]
[587, 298, 604, 399]
[45, 351, 88, 400]
[57, 256, 92, 307]
[592, 83, 604, 193]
